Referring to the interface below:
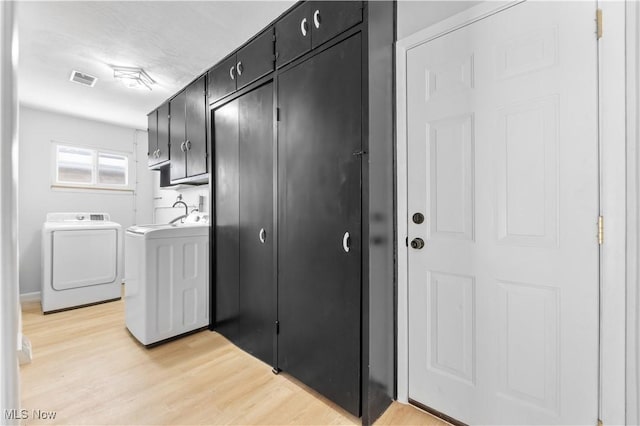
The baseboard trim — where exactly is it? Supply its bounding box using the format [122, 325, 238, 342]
[20, 291, 41, 303]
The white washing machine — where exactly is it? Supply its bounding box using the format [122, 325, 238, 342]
[124, 213, 209, 346]
[41, 212, 123, 313]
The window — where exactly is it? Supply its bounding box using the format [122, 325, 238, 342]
[53, 143, 133, 190]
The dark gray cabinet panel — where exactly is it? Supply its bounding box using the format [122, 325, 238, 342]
[278, 34, 362, 417]
[214, 84, 275, 366]
[147, 110, 158, 167]
[185, 75, 208, 177]
[169, 91, 187, 181]
[309, 1, 363, 49]
[237, 30, 275, 90]
[170, 77, 207, 183]
[237, 83, 275, 364]
[156, 103, 170, 165]
[275, 2, 311, 68]
[209, 55, 237, 103]
[214, 99, 240, 340]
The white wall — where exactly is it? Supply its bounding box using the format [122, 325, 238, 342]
[152, 178, 209, 224]
[17, 106, 153, 295]
[397, 1, 480, 40]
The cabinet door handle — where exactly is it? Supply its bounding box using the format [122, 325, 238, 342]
[342, 231, 351, 253]
[300, 17, 308, 36]
[259, 228, 266, 244]
[185, 140, 191, 151]
[156, 149, 161, 158]
[229, 65, 235, 80]
[236, 61, 243, 76]
[180, 141, 186, 152]
[313, 10, 321, 29]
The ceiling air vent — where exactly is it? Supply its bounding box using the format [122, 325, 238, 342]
[69, 70, 97, 87]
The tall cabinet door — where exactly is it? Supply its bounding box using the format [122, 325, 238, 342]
[169, 91, 187, 181]
[186, 76, 208, 177]
[213, 99, 240, 340]
[278, 34, 362, 416]
[237, 83, 275, 365]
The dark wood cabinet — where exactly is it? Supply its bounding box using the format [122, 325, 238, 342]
[214, 83, 275, 366]
[209, 30, 274, 104]
[236, 30, 275, 90]
[238, 83, 275, 364]
[278, 33, 362, 417]
[208, 55, 237, 102]
[147, 109, 158, 167]
[214, 98, 240, 340]
[275, 1, 362, 69]
[150, 2, 394, 423]
[310, 1, 363, 48]
[185, 76, 208, 177]
[275, 3, 311, 68]
[147, 103, 169, 168]
[169, 91, 186, 181]
[170, 75, 207, 183]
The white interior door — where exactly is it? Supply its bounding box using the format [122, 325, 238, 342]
[406, 2, 599, 424]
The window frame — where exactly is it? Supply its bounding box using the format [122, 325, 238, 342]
[50, 141, 134, 192]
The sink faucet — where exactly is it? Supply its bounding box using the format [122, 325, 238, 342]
[172, 196, 188, 217]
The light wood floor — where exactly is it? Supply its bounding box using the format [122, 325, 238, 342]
[20, 296, 447, 425]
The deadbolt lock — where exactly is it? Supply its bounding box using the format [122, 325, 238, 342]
[410, 238, 425, 249]
[412, 213, 425, 224]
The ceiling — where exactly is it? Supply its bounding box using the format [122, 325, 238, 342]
[17, 1, 295, 130]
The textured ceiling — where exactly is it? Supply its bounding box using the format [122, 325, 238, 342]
[17, 1, 295, 129]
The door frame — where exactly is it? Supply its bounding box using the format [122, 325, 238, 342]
[395, 1, 628, 424]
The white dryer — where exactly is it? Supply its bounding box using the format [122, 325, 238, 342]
[42, 212, 123, 313]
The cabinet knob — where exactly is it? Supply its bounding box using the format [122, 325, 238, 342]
[313, 10, 321, 29]
[300, 17, 308, 37]
[236, 61, 243, 76]
[229, 65, 235, 80]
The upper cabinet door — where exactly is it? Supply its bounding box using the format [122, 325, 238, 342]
[208, 54, 237, 103]
[147, 110, 159, 167]
[169, 91, 187, 182]
[185, 75, 208, 177]
[156, 102, 170, 165]
[236, 29, 275, 90]
[275, 2, 311, 68]
[309, 1, 362, 49]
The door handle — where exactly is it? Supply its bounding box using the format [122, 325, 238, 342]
[185, 140, 191, 151]
[410, 238, 425, 249]
[180, 141, 186, 152]
[313, 10, 321, 29]
[342, 231, 351, 253]
[229, 65, 235, 80]
[236, 61, 243, 76]
[259, 228, 266, 244]
[300, 18, 308, 36]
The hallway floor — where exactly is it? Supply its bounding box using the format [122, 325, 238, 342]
[20, 294, 446, 425]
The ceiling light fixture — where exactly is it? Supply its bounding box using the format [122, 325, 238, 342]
[112, 66, 155, 90]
